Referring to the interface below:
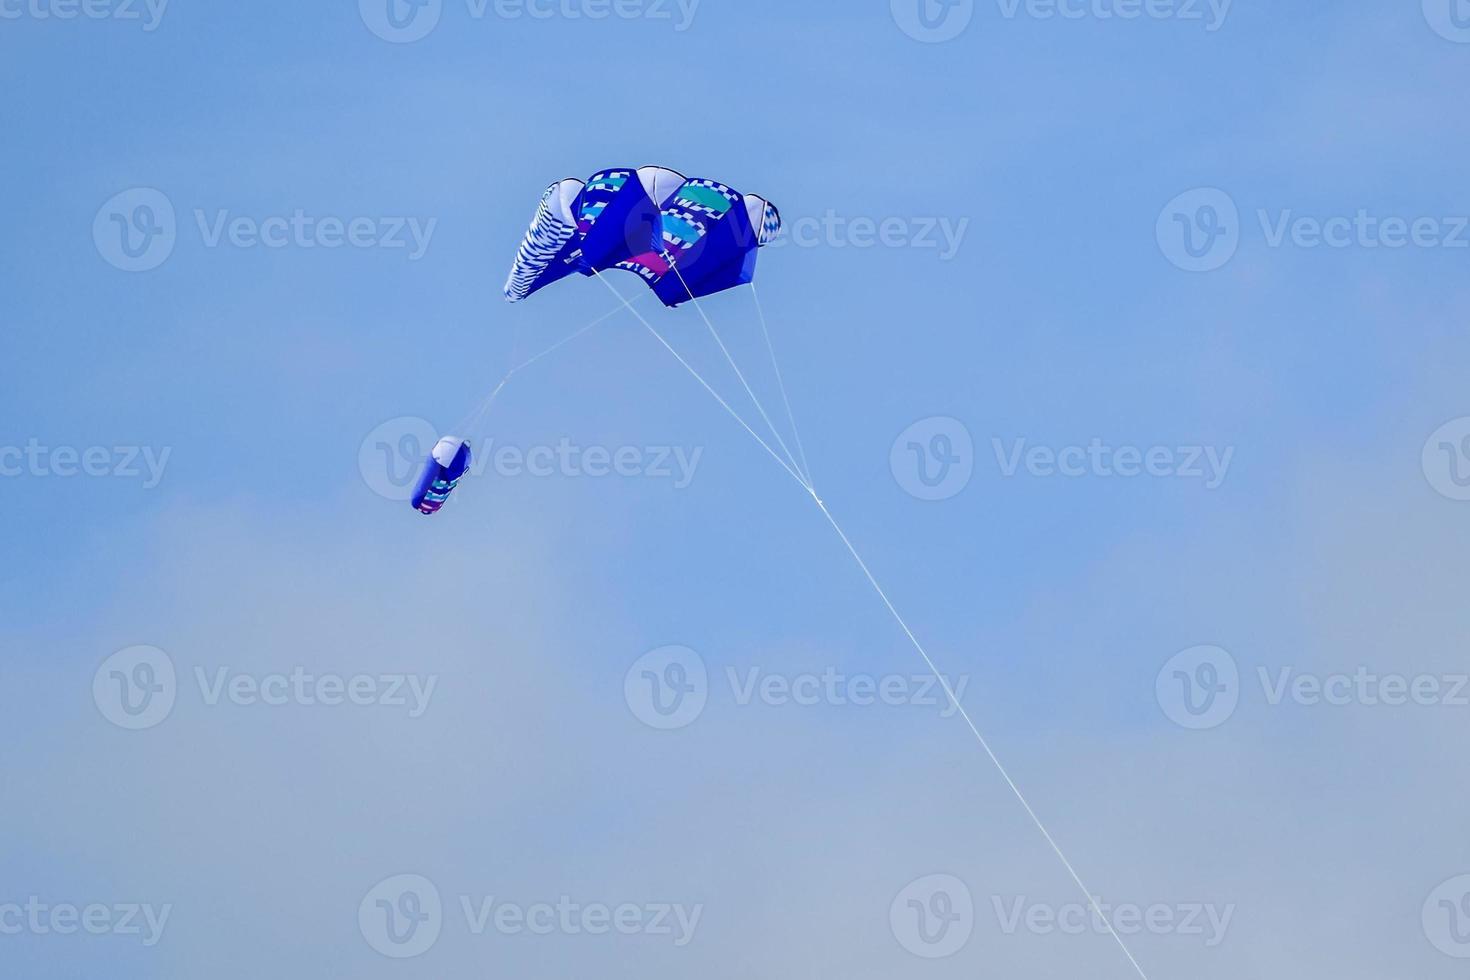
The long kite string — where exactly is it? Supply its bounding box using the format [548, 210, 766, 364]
[598, 270, 1152, 980]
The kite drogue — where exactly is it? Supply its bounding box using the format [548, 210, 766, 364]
[411, 436, 471, 515]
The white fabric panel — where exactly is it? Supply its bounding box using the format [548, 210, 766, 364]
[637, 165, 688, 206]
[431, 437, 465, 467]
[553, 178, 583, 222]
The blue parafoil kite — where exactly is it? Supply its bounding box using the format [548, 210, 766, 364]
[504, 166, 782, 307]
[411, 166, 781, 516]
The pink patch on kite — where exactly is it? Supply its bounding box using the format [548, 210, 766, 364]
[628, 251, 671, 277]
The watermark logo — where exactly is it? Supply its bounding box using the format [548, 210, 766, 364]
[726, 666, 968, 717]
[1424, 0, 1470, 43]
[1162, 189, 1470, 271]
[891, 417, 974, 501]
[1258, 210, 1470, 251]
[0, 0, 169, 30]
[359, 417, 705, 502]
[361, 0, 699, 40]
[0, 899, 172, 946]
[992, 896, 1234, 946]
[193, 667, 437, 716]
[993, 438, 1233, 488]
[1425, 875, 1470, 957]
[1156, 645, 1239, 730]
[94, 188, 176, 273]
[995, 0, 1231, 30]
[359, 416, 439, 502]
[1259, 667, 1469, 709]
[891, 0, 974, 42]
[461, 895, 702, 943]
[1158, 650, 1464, 728]
[359, 0, 443, 42]
[477, 0, 700, 29]
[95, 652, 437, 729]
[624, 645, 707, 730]
[360, 874, 443, 958]
[477, 438, 701, 487]
[890, 874, 974, 958]
[94, 190, 436, 271]
[624, 658, 970, 722]
[193, 210, 436, 257]
[359, 878, 701, 950]
[767, 211, 971, 259]
[1423, 417, 1470, 501]
[0, 440, 171, 487]
[1157, 188, 1239, 272]
[93, 646, 177, 731]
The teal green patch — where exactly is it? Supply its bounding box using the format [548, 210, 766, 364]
[680, 185, 734, 214]
[664, 214, 703, 244]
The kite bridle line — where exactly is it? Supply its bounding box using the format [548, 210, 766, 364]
[750, 280, 814, 489]
[593, 269, 809, 491]
[594, 266, 1154, 980]
[662, 252, 813, 491]
[452, 291, 651, 447]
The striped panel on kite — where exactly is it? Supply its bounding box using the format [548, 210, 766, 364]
[503, 180, 582, 303]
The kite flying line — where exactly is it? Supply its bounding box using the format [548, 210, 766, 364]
[417, 166, 1153, 978]
[593, 268, 1152, 980]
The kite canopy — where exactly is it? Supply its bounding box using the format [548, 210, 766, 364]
[504, 166, 782, 307]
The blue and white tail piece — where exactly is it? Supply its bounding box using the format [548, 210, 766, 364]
[411, 437, 472, 516]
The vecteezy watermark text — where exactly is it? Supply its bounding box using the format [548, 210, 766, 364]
[890, 418, 1234, 500]
[1158, 188, 1470, 272]
[890, 0, 1230, 42]
[459, 896, 701, 945]
[0, 898, 172, 947]
[991, 895, 1234, 947]
[475, 438, 701, 488]
[359, 0, 700, 43]
[194, 667, 437, 717]
[888, 873, 1234, 960]
[994, 0, 1231, 29]
[194, 210, 436, 259]
[0, 440, 170, 488]
[358, 875, 701, 959]
[93, 647, 439, 731]
[992, 437, 1234, 488]
[359, 417, 704, 502]
[1158, 645, 1470, 730]
[623, 646, 970, 730]
[0, 0, 167, 29]
[93, 188, 437, 272]
[726, 666, 969, 718]
[768, 212, 970, 261]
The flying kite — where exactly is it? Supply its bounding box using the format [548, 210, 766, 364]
[409, 165, 784, 515]
[396, 162, 1151, 980]
[503, 165, 782, 308]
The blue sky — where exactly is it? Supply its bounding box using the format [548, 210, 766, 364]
[5, 2, 1470, 977]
